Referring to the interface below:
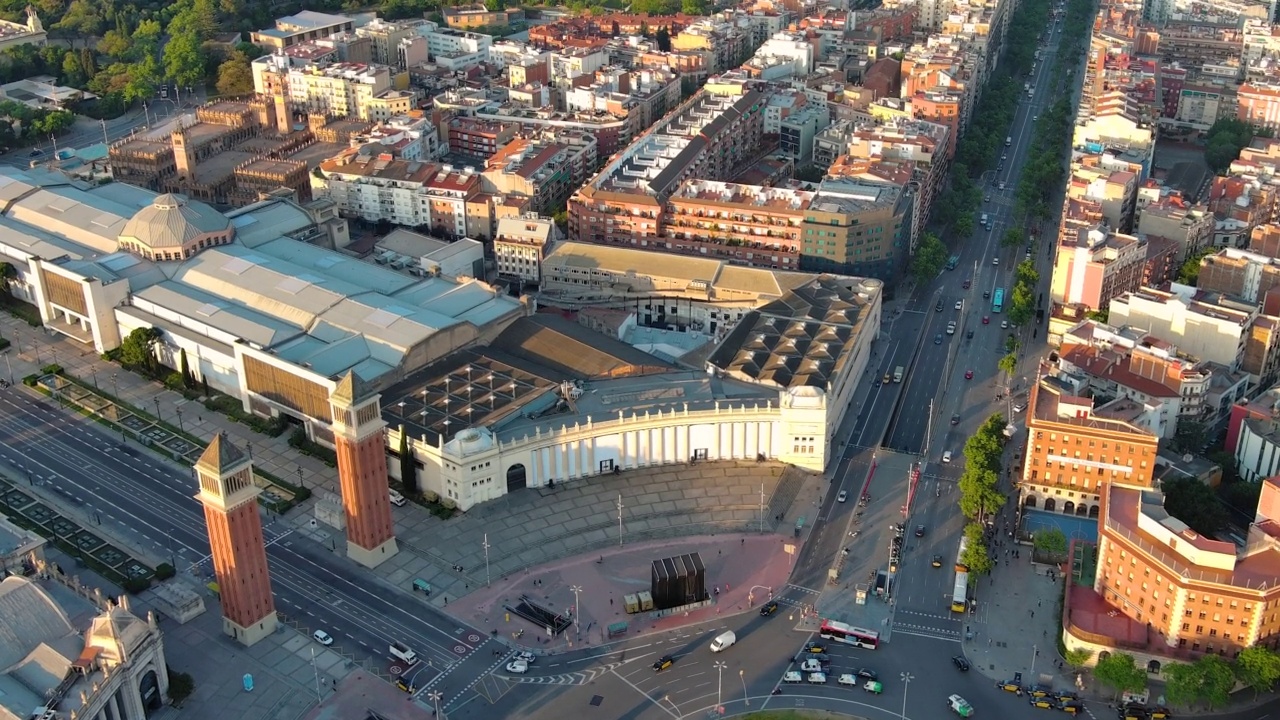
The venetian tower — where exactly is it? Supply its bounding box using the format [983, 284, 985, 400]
[330, 371, 399, 568]
[193, 433, 278, 646]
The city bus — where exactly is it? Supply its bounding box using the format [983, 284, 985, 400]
[992, 287, 1005, 314]
[951, 536, 970, 613]
[819, 620, 880, 649]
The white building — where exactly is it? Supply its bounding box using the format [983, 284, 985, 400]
[419, 25, 492, 67]
[1108, 286, 1255, 370]
[494, 215, 558, 284]
[0, 576, 170, 720]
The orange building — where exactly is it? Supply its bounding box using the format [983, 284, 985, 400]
[1019, 374, 1160, 518]
[1064, 478, 1280, 665]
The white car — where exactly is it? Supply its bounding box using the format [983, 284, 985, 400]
[1001, 320, 1009, 329]
[942, 451, 952, 464]
[312, 630, 334, 646]
[992, 257, 1000, 266]
[515, 651, 536, 664]
[955, 300, 963, 310]
[506, 660, 529, 674]
[837, 490, 848, 503]
[999, 181, 1006, 190]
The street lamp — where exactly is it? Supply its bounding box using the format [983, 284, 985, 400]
[900, 672, 914, 720]
[616, 493, 625, 547]
[714, 661, 726, 710]
[176, 407, 184, 433]
[570, 584, 582, 641]
[739, 669, 748, 706]
[153, 397, 161, 422]
[1, 351, 10, 384]
[110, 373, 118, 400]
[297, 465, 305, 490]
[1030, 643, 1038, 676]
[483, 533, 491, 587]
[427, 691, 443, 718]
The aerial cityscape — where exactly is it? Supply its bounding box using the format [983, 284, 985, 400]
[5, 0, 1280, 718]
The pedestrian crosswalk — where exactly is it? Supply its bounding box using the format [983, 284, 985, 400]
[892, 609, 961, 641]
[504, 662, 623, 685]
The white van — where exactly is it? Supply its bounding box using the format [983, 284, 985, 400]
[709, 631, 736, 652]
[807, 672, 827, 684]
[388, 489, 407, 506]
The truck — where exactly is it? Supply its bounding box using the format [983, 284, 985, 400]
[709, 631, 736, 652]
[945, 254, 959, 270]
[892, 366, 903, 383]
[389, 641, 418, 664]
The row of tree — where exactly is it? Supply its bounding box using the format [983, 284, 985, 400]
[909, 231, 949, 282]
[955, 413, 1010, 578]
[1006, 259, 1039, 328]
[1083, 647, 1280, 710]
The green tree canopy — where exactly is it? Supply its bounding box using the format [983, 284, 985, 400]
[1177, 247, 1214, 286]
[911, 232, 948, 283]
[1162, 662, 1199, 709]
[1001, 228, 1023, 248]
[1093, 653, 1147, 698]
[1235, 646, 1280, 697]
[960, 522, 993, 577]
[215, 50, 254, 97]
[1032, 527, 1067, 557]
[1195, 654, 1238, 708]
[998, 352, 1018, 376]
[118, 326, 162, 372]
[958, 467, 1003, 521]
[1162, 475, 1228, 536]
[1063, 648, 1093, 667]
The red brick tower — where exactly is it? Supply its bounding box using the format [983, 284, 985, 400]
[330, 371, 399, 568]
[194, 433, 278, 646]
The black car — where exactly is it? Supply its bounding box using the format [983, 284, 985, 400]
[914, 525, 926, 537]
[966, 330, 974, 339]
[952, 656, 970, 671]
[983, 290, 991, 299]
[653, 655, 674, 672]
[856, 668, 877, 680]
[935, 301, 944, 312]
[951, 413, 961, 425]
[760, 601, 779, 616]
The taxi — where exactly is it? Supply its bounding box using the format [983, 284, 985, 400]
[1029, 697, 1056, 710]
[996, 680, 1023, 694]
[948, 694, 974, 718]
[653, 655, 674, 672]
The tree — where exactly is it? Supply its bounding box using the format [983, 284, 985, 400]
[1002, 227, 1023, 248]
[167, 668, 195, 705]
[1008, 282, 1035, 326]
[178, 349, 193, 389]
[118, 326, 163, 374]
[96, 30, 133, 61]
[398, 430, 416, 495]
[1195, 654, 1237, 708]
[1016, 260, 1039, 287]
[654, 26, 671, 52]
[1162, 475, 1228, 536]
[163, 31, 206, 89]
[960, 522, 994, 577]
[998, 352, 1018, 376]
[1093, 652, 1147, 698]
[1235, 646, 1280, 697]
[1032, 527, 1067, 558]
[0, 261, 15, 297]
[911, 232, 948, 282]
[1063, 648, 1093, 668]
[215, 50, 254, 97]
[958, 467, 1004, 520]
[955, 211, 975, 237]
[1177, 248, 1214, 285]
[1163, 662, 1200, 708]
[130, 19, 163, 62]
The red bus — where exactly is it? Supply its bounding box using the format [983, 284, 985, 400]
[819, 620, 880, 649]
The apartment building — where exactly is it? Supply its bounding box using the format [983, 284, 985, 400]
[354, 18, 425, 68]
[1109, 287, 1257, 370]
[1066, 161, 1140, 233]
[1077, 478, 1280, 662]
[569, 88, 766, 247]
[252, 11, 354, 50]
[1050, 224, 1147, 312]
[1136, 189, 1214, 262]
[1057, 321, 1211, 439]
[313, 150, 436, 226]
[422, 27, 492, 68]
[1019, 373, 1161, 517]
[833, 118, 949, 244]
[494, 215, 559, 284]
[442, 3, 519, 29]
[1229, 385, 1280, 481]
[482, 137, 582, 217]
[446, 117, 518, 160]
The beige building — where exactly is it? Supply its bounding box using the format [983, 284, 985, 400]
[286, 63, 394, 121]
[494, 214, 559, 284]
[1108, 286, 1256, 370]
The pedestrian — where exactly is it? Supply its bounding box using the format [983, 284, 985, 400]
[741, 538, 745, 545]
[718, 549, 721, 556]
[610, 598, 613, 606]
[1030, 610, 1034, 618]
[1038, 600, 1041, 607]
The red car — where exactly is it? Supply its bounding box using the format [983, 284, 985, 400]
[965, 369, 974, 379]
[982, 316, 990, 325]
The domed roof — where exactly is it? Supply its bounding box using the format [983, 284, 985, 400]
[119, 193, 233, 252]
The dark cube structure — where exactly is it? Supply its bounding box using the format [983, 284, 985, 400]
[650, 552, 707, 610]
